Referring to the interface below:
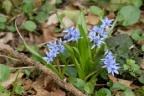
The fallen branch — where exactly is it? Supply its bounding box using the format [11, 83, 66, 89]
[0, 43, 86, 96]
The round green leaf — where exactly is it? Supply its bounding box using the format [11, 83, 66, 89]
[0, 64, 10, 81]
[0, 23, 6, 30]
[0, 16, 7, 23]
[118, 5, 140, 26]
[131, 30, 144, 41]
[84, 82, 94, 94]
[121, 90, 135, 96]
[131, 0, 142, 8]
[95, 88, 111, 96]
[35, 11, 48, 23]
[23, 21, 37, 32]
[138, 76, 144, 84]
[90, 6, 103, 17]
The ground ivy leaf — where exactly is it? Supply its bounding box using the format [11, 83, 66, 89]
[95, 88, 111, 96]
[118, 5, 140, 26]
[23, 21, 37, 32]
[138, 76, 144, 84]
[121, 90, 135, 96]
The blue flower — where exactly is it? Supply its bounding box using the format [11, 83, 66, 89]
[91, 35, 104, 49]
[63, 27, 80, 42]
[101, 51, 120, 76]
[43, 52, 54, 63]
[43, 39, 65, 64]
[101, 17, 114, 29]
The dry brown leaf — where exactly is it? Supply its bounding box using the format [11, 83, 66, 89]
[2, 72, 24, 88]
[0, 32, 13, 44]
[86, 14, 100, 25]
[118, 79, 133, 88]
[130, 84, 140, 90]
[34, 0, 42, 7]
[62, 16, 74, 28]
[41, 24, 57, 42]
[108, 74, 118, 82]
[50, 89, 65, 96]
[47, 12, 62, 26]
[115, 91, 122, 96]
[139, 59, 144, 69]
[22, 79, 33, 90]
[108, 11, 115, 19]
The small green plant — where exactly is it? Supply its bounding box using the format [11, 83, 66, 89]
[123, 59, 142, 77]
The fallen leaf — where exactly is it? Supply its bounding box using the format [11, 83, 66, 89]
[46, 12, 62, 26]
[108, 74, 118, 82]
[118, 79, 133, 88]
[50, 89, 65, 96]
[22, 78, 33, 90]
[34, 0, 42, 7]
[0, 32, 13, 44]
[62, 16, 74, 28]
[2, 72, 24, 88]
[86, 14, 100, 25]
[41, 24, 57, 42]
[139, 59, 144, 69]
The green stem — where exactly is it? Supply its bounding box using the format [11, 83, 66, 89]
[56, 57, 61, 74]
[84, 68, 104, 81]
[11, 71, 20, 96]
[108, 16, 118, 37]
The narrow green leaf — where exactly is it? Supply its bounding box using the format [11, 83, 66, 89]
[56, 13, 66, 29]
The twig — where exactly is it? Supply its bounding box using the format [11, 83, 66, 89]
[0, 43, 86, 96]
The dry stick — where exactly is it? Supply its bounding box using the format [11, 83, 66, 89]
[0, 43, 86, 96]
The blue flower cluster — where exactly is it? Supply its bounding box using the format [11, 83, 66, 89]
[63, 27, 81, 42]
[101, 51, 120, 76]
[88, 17, 114, 49]
[43, 39, 65, 63]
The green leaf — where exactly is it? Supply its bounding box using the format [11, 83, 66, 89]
[22, 3, 34, 13]
[23, 0, 34, 4]
[130, 0, 142, 8]
[90, 6, 103, 17]
[65, 66, 77, 77]
[24, 69, 30, 76]
[84, 82, 94, 94]
[15, 82, 24, 94]
[0, 23, 6, 30]
[7, 26, 16, 32]
[142, 45, 144, 51]
[23, 21, 37, 32]
[35, 11, 48, 23]
[121, 90, 135, 96]
[67, 77, 85, 91]
[63, 10, 80, 23]
[40, 2, 55, 13]
[0, 16, 7, 23]
[138, 76, 144, 84]
[0, 64, 10, 81]
[111, 82, 129, 91]
[118, 5, 140, 26]
[95, 88, 111, 96]
[131, 30, 144, 41]
[2, 0, 12, 14]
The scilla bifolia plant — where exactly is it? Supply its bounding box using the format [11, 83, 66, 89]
[43, 11, 120, 94]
